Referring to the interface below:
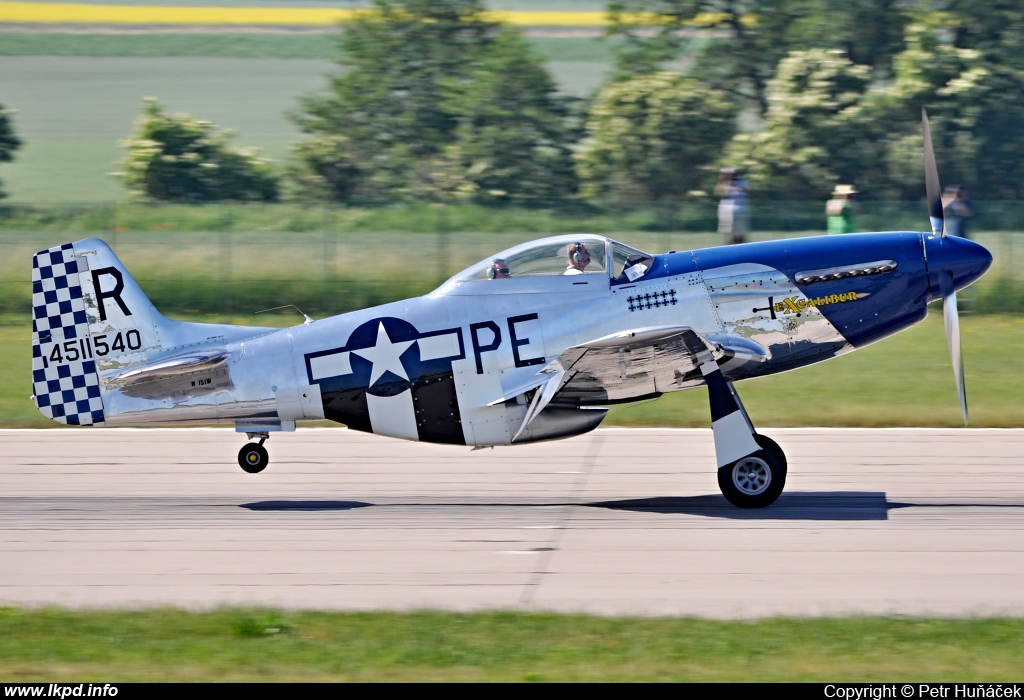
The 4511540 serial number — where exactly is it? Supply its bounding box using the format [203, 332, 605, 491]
[44, 330, 142, 365]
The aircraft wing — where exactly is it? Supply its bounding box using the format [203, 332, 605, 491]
[545, 326, 725, 403]
[510, 326, 723, 442]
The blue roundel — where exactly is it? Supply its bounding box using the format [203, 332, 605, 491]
[308, 317, 465, 398]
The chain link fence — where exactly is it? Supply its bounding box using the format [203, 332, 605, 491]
[1, 211, 1021, 324]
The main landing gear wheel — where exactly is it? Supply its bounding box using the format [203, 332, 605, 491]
[717, 434, 787, 509]
[238, 441, 269, 474]
[753, 433, 787, 471]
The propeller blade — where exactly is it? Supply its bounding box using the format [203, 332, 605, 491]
[941, 274, 967, 424]
[922, 108, 945, 237]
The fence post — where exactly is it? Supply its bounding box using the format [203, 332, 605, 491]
[436, 207, 450, 284]
[219, 231, 232, 318]
[1007, 230, 1014, 314]
[323, 229, 337, 315]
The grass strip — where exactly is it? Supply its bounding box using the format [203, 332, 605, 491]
[3, 314, 1023, 428]
[1, 609, 1022, 681]
[606, 314, 1024, 428]
[0, 31, 340, 58]
[7, 201, 1024, 234]
[0, 32, 616, 60]
[0, 201, 724, 234]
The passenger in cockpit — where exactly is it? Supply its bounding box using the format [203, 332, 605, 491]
[487, 259, 511, 279]
[564, 242, 591, 275]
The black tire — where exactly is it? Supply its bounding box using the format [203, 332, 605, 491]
[238, 443, 269, 474]
[718, 440, 787, 508]
[754, 433, 787, 471]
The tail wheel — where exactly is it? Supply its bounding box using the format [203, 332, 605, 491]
[718, 435, 787, 508]
[238, 442, 269, 474]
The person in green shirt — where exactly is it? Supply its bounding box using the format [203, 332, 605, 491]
[826, 184, 858, 233]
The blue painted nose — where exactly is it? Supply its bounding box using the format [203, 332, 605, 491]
[925, 234, 993, 301]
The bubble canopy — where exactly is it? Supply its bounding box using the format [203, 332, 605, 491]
[443, 235, 654, 287]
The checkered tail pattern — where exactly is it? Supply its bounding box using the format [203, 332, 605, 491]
[31, 243, 105, 426]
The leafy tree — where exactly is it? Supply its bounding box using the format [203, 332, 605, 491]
[0, 104, 22, 200]
[606, 1, 910, 116]
[292, 0, 578, 203]
[116, 98, 279, 202]
[605, 1, 1024, 200]
[722, 49, 886, 200]
[722, 17, 1024, 201]
[880, 7, 1024, 199]
[287, 135, 363, 201]
[577, 71, 736, 201]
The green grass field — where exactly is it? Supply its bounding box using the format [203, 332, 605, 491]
[3, 313, 1022, 428]
[1, 609, 1022, 681]
[0, 55, 333, 201]
[0, 39, 612, 201]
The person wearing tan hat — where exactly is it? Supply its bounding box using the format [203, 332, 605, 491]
[826, 184, 858, 234]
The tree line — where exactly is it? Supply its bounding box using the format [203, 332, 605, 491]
[2, 0, 1022, 205]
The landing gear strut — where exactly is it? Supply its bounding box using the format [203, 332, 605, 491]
[238, 433, 269, 474]
[699, 352, 787, 508]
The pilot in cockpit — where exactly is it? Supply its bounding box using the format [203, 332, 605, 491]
[487, 259, 511, 279]
[564, 242, 591, 275]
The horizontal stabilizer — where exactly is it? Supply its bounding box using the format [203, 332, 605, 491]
[109, 352, 229, 384]
[107, 352, 232, 399]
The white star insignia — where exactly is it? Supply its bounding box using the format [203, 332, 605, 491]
[352, 322, 415, 387]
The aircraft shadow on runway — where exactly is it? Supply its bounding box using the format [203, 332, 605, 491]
[237, 494, 1023, 520]
[240, 500, 373, 511]
[589, 492, 909, 520]
[239, 492, 906, 520]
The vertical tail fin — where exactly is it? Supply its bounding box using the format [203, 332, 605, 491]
[31, 243, 104, 425]
[32, 238, 276, 426]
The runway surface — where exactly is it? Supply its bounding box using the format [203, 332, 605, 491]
[1, 427, 1023, 617]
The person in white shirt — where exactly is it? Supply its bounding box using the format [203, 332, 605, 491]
[564, 242, 591, 275]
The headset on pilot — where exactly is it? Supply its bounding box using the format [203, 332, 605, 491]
[487, 259, 511, 280]
[565, 242, 590, 275]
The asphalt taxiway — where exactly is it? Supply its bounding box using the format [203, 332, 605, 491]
[1, 428, 1022, 617]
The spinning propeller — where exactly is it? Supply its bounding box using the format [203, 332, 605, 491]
[922, 109, 967, 424]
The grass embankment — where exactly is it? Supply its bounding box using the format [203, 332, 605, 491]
[3, 314, 1023, 428]
[1, 609, 1022, 681]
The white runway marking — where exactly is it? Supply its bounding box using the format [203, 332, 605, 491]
[1, 427, 1023, 617]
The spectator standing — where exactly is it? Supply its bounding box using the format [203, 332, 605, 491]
[826, 184, 858, 233]
[716, 168, 749, 245]
[942, 185, 975, 239]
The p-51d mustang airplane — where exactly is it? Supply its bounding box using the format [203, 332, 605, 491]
[29, 116, 992, 507]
